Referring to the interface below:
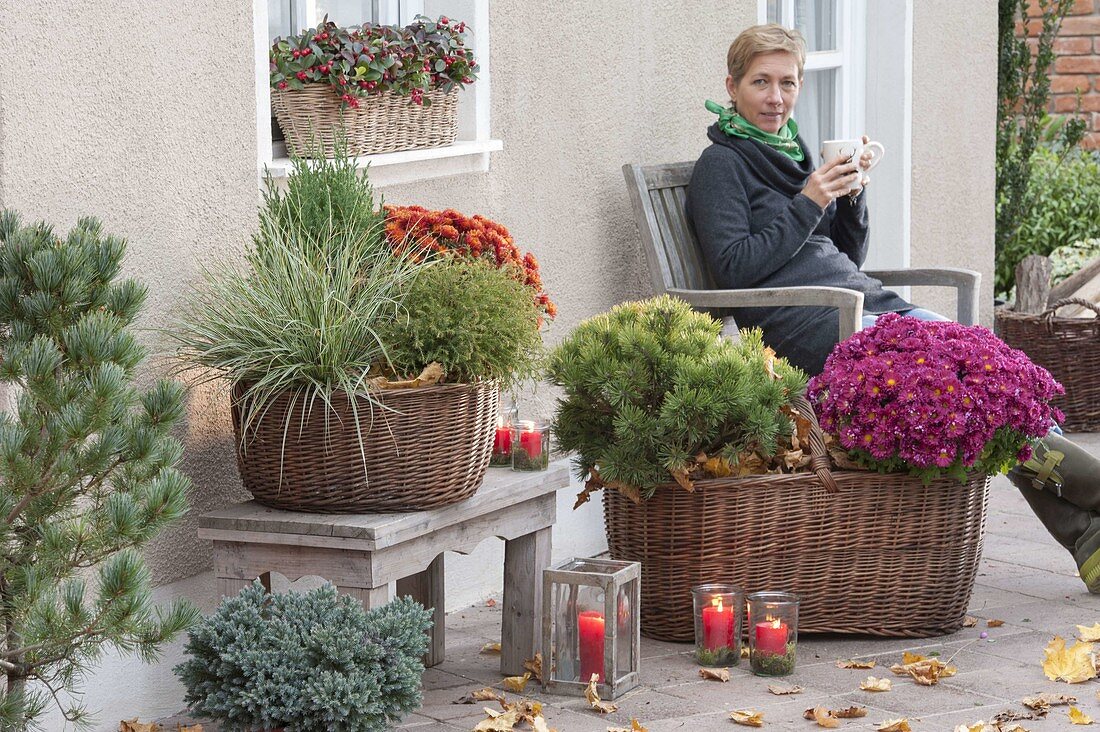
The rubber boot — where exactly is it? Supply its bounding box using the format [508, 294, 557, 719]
[1008, 432, 1100, 592]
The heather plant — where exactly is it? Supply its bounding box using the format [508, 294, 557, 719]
[175, 582, 431, 732]
[549, 295, 807, 499]
[808, 313, 1063, 483]
[0, 212, 197, 728]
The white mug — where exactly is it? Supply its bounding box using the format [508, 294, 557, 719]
[820, 139, 885, 192]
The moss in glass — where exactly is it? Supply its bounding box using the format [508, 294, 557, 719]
[489, 401, 519, 468]
[691, 584, 743, 667]
[512, 421, 550, 471]
[746, 591, 799, 677]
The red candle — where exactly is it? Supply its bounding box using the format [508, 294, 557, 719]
[519, 426, 543, 459]
[754, 617, 789, 655]
[578, 610, 605, 683]
[493, 425, 512, 455]
[701, 596, 734, 651]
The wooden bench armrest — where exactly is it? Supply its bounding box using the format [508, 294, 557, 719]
[863, 268, 981, 325]
[667, 286, 865, 342]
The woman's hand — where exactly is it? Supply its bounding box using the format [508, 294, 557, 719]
[801, 154, 863, 210]
[849, 134, 873, 195]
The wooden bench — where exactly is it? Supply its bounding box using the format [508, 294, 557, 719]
[197, 464, 568, 676]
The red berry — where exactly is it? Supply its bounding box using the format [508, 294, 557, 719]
[278, 81, 288, 89]
[462, 76, 473, 83]
[458, 22, 465, 32]
[320, 32, 329, 40]
[320, 64, 330, 73]
[440, 15, 449, 23]
[296, 71, 308, 80]
[366, 53, 374, 61]
[338, 76, 348, 85]
[292, 49, 301, 58]
[359, 80, 369, 89]
[302, 48, 312, 55]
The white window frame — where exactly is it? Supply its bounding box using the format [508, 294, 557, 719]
[254, 0, 501, 187]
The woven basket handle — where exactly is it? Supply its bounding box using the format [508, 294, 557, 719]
[1041, 297, 1100, 323]
[788, 392, 839, 494]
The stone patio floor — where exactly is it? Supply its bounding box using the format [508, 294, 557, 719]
[164, 434, 1100, 731]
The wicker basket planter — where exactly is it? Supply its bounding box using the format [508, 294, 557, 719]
[272, 85, 459, 158]
[996, 298, 1100, 432]
[603, 469, 990, 641]
[232, 381, 497, 513]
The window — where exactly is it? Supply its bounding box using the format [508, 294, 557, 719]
[761, 0, 866, 161]
[253, 0, 499, 185]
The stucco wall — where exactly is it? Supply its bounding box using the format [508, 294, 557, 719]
[910, 0, 998, 324]
[0, 1, 257, 586]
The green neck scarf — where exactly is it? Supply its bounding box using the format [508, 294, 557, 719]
[706, 99, 804, 161]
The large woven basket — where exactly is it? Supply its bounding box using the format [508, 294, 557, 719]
[601, 396, 990, 640]
[232, 382, 497, 513]
[272, 85, 458, 158]
[996, 297, 1100, 432]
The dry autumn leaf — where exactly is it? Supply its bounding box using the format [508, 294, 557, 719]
[877, 719, 912, 732]
[584, 675, 617, 714]
[607, 720, 648, 732]
[1078, 623, 1100, 642]
[993, 709, 1040, 723]
[952, 723, 988, 732]
[804, 706, 840, 728]
[531, 717, 552, 732]
[860, 676, 892, 692]
[454, 688, 506, 704]
[524, 653, 544, 684]
[834, 707, 868, 719]
[699, 667, 730, 682]
[1042, 637, 1098, 683]
[741, 645, 751, 659]
[474, 707, 522, 732]
[480, 642, 502, 654]
[963, 615, 979, 627]
[730, 709, 765, 727]
[119, 722, 159, 732]
[503, 672, 532, 693]
[890, 657, 957, 685]
[836, 658, 876, 669]
[987, 619, 1005, 628]
[178, 726, 202, 732]
[767, 684, 803, 695]
[999, 725, 1030, 732]
[1070, 707, 1095, 725]
[901, 651, 925, 665]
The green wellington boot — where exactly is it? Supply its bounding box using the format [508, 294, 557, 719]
[1008, 432, 1100, 592]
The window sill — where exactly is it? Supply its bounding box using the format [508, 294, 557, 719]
[262, 139, 503, 187]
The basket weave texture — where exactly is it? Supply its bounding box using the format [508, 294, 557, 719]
[232, 381, 497, 513]
[272, 85, 458, 158]
[600, 393, 989, 640]
[996, 297, 1100, 432]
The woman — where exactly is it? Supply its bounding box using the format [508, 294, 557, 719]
[686, 23, 1100, 593]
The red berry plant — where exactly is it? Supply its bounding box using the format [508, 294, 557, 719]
[270, 15, 479, 108]
[383, 205, 556, 322]
[807, 313, 1063, 483]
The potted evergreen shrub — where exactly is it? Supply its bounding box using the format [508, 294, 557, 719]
[270, 16, 479, 157]
[175, 582, 432, 731]
[170, 157, 548, 513]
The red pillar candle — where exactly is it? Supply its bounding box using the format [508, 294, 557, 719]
[701, 596, 734, 651]
[520, 425, 543, 459]
[754, 617, 789, 655]
[492, 425, 512, 455]
[578, 610, 605, 683]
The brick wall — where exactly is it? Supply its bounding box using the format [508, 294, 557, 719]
[1022, 0, 1100, 148]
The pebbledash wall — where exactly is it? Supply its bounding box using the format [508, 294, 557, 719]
[0, 0, 994, 727]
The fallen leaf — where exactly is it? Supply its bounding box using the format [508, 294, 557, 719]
[741, 645, 751, 659]
[703, 455, 734, 478]
[1022, 692, 1075, 711]
[804, 706, 840, 728]
[486, 598, 498, 607]
[531, 717, 552, 732]
[1078, 623, 1100, 642]
[584, 675, 617, 714]
[890, 657, 957, 685]
[1042, 637, 1097, 683]
[524, 653, 544, 684]
[877, 719, 912, 732]
[860, 676, 892, 692]
[992, 709, 1040, 723]
[607, 720, 648, 732]
[454, 688, 506, 704]
[480, 642, 502, 654]
[730, 709, 765, 727]
[371, 361, 445, 389]
[669, 465, 695, 492]
[987, 619, 1005, 628]
[177, 727, 202, 732]
[119, 722, 159, 732]
[699, 667, 730, 682]
[952, 723, 988, 732]
[503, 672, 532, 693]
[998, 725, 1030, 732]
[767, 684, 803, 695]
[963, 615, 979, 627]
[1070, 706, 1094, 725]
[834, 707, 868, 719]
[474, 707, 521, 732]
[901, 651, 926, 665]
[836, 658, 876, 669]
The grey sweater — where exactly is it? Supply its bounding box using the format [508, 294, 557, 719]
[685, 123, 912, 375]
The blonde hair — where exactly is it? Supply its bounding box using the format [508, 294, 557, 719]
[726, 24, 806, 83]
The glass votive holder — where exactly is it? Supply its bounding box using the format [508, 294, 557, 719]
[512, 420, 550, 471]
[691, 584, 743, 666]
[489, 402, 519, 468]
[746, 591, 799, 677]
